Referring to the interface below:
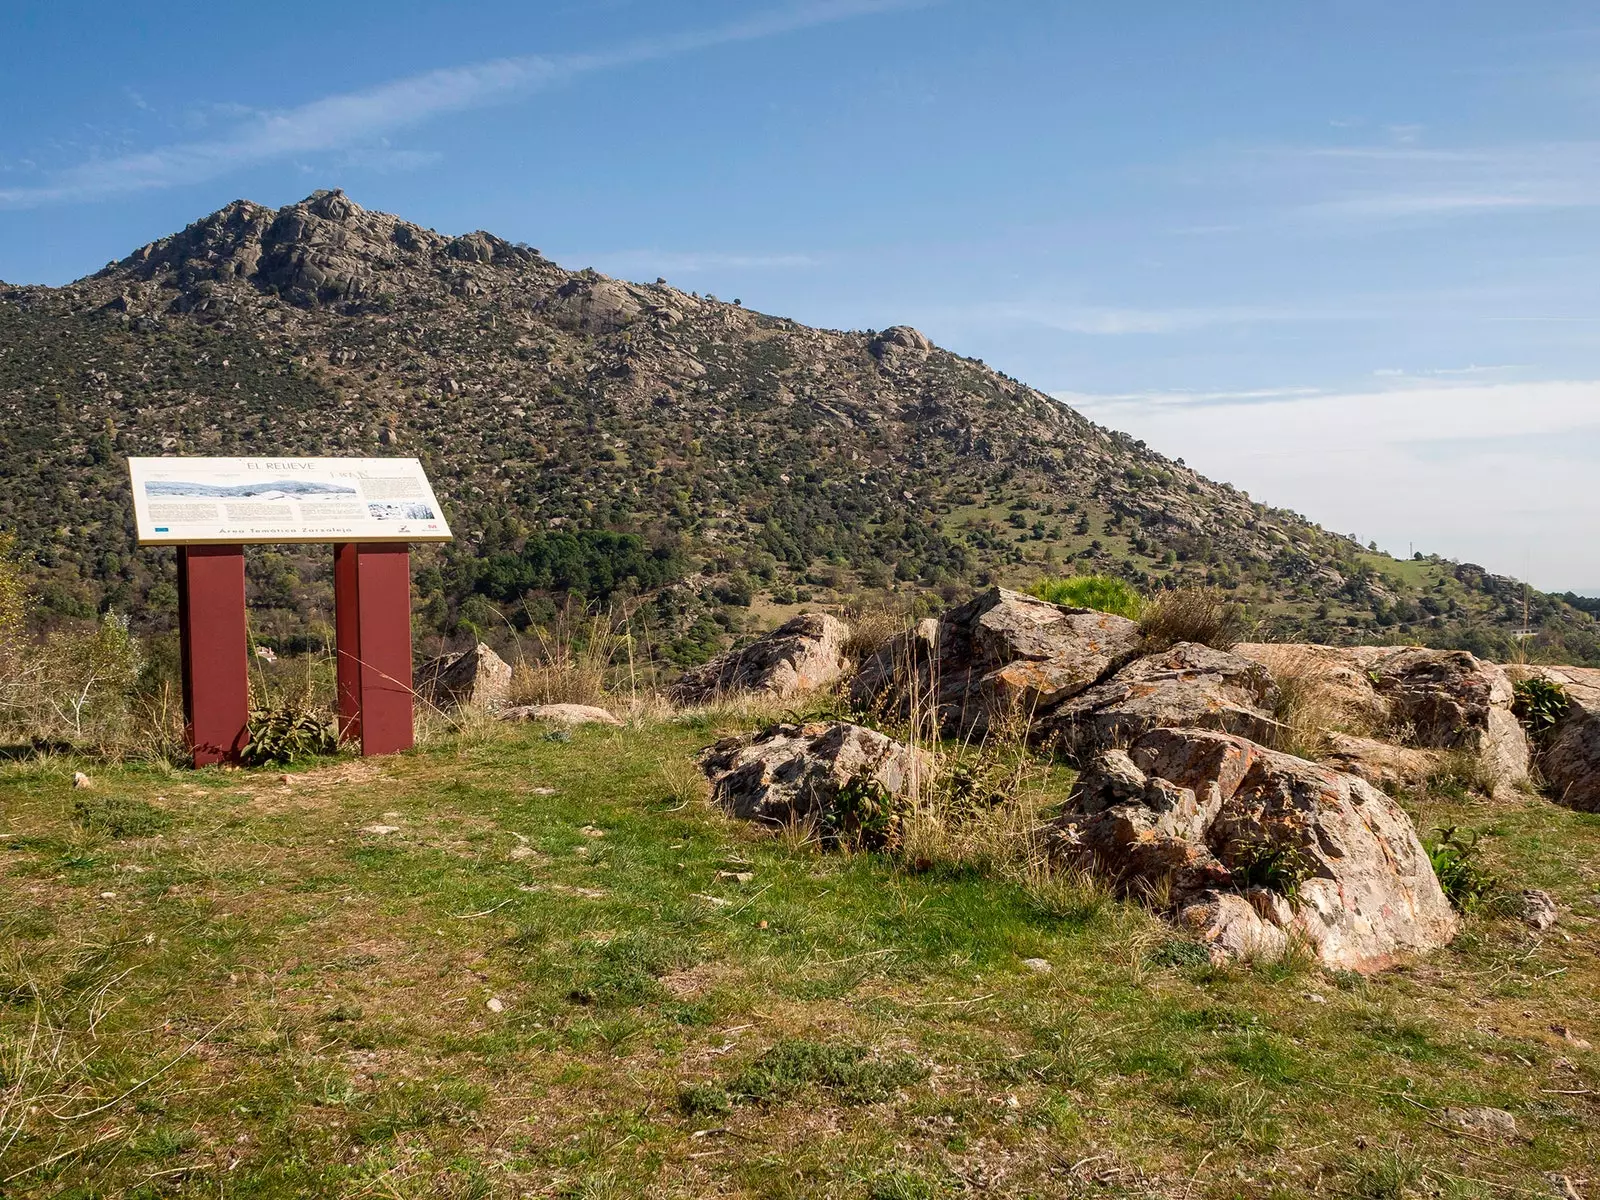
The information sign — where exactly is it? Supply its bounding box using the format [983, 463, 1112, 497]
[128, 456, 451, 545]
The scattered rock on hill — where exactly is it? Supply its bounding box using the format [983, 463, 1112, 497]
[851, 587, 1141, 735]
[415, 642, 513, 711]
[1034, 643, 1283, 760]
[1444, 1107, 1519, 1141]
[1051, 727, 1458, 970]
[1519, 888, 1558, 931]
[668, 613, 851, 706]
[699, 721, 930, 830]
[1508, 665, 1600, 811]
[501, 703, 622, 727]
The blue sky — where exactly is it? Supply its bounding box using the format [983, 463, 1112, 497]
[4, 1, 1599, 592]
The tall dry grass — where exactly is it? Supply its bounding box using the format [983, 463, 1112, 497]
[840, 604, 906, 664]
[852, 630, 1094, 911]
[507, 601, 632, 709]
[1139, 586, 1248, 652]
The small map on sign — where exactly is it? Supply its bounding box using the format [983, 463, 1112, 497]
[128, 457, 453, 545]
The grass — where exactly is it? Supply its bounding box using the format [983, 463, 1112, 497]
[0, 720, 1597, 1196]
[1027, 574, 1143, 619]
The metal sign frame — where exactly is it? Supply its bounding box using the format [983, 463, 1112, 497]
[134, 458, 451, 765]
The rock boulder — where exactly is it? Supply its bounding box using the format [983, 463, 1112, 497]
[1034, 642, 1283, 760]
[700, 721, 930, 832]
[415, 642, 513, 711]
[1052, 728, 1458, 971]
[501, 703, 622, 727]
[668, 613, 852, 706]
[1235, 643, 1530, 791]
[851, 587, 1142, 736]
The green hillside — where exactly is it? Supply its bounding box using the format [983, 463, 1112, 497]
[2, 189, 1596, 665]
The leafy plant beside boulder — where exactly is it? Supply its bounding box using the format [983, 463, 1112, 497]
[831, 772, 901, 851]
[1422, 826, 1501, 913]
[1512, 676, 1570, 740]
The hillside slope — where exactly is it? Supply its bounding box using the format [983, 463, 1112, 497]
[1, 189, 1595, 664]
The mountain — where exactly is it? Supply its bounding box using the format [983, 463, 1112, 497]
[2, 189, 1596, 665]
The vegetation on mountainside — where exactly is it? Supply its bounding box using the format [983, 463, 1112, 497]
[2, 189, 1597, 669]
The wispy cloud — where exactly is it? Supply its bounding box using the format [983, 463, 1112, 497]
[1056, 378, 1600, 591]
[956, 301, 1357, 336]
[0, 0, 926, 208]
[1287, 140, 1600, 221]
[1054, 385, 1325, 409]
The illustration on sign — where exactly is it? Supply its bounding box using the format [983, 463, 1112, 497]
[128, 457, 453, 545]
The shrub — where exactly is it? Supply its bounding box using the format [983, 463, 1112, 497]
[241, 703, 338, 767]
[1423, 826, 1500, 912]
[1229, 838, 1315, 902]
[1028, 575, 1142, 619]
[2, 611, 144, 750]
[1139, 587, 1247, 652]
[831, 773, 901, 851]
[1512, 676, 1570, 739]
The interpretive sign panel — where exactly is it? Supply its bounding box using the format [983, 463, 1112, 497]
[128, 457, 452, 546]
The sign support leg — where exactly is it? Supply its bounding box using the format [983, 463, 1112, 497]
[333, 542, 414, 756]
[333, 542, 362, 746]
[177, 544, 250, 766]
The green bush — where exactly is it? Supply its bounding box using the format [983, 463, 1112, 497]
[1512, 676, 1570, 738]
[1423, 826, 1500, 913]
[1028, 575, 1142, 619]
[240, 703, 338, 767]
[831, 773, 900, 851]
[1229, 838, 1315, 902]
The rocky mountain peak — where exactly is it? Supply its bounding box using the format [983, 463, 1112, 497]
[95, 189, 544, 314]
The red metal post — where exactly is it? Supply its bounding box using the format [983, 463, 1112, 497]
[333, 542, 414, 756]
[176, 545, 250, 766]
[333, 542, 362, 746]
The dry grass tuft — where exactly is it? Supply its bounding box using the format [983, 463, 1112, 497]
[1269, 651, 1348, 761]
[508, 604, 623, 708]
[1139, 587, 1248, 652]
[841, 605, 907, 664]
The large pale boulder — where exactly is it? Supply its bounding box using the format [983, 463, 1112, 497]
[415, 642, 513, 710]
[501, 703, 622, 727]
[668, 613, 851, 706]
[851, 587, 1142, 735]
[1235, 643, 1530, 790]
[699, 721, 930, 831]
[1508, 666, 1600, 811]
[1053, 728, 1459, 971]
[1033, 642, 1282, 760]
[1373, 648, 1528, 784]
